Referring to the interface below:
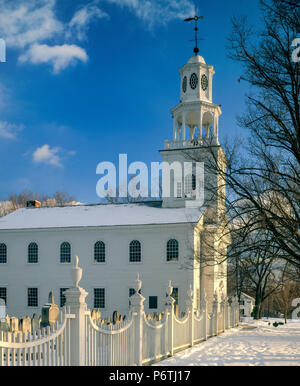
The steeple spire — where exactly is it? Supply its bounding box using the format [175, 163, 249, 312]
[184, 14, 204, 55]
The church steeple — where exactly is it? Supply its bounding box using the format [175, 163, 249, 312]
[160, 52, 225, 212]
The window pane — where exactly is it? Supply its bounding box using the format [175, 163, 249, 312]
[0, 287, 7, 305]
[184, 174, 196, 195]
[129, 288, 136, 297]
[192, 174, 196, 190]
[94, 241, 105, 263]
[129, 240, 141, 262]
[171, 288, 178, 306]
[94, 288, 105, 308]
[60, 242, 71, 263]
[0, 243, 7, 264]
[167, 239, 179, 261]
[176, 182, 182, 198]
[60, 288, 69, 308]
[129, 288, 136, 306]
[28, 243, 38, 263]
[149, 296, 158, 309]
[28, 288, 38, 307]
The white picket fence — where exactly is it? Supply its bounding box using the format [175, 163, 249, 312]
[0, 258, 239, 366]
[0, 308, 75, 366]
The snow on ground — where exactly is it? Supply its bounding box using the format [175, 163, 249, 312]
[154, 318, 300, 366]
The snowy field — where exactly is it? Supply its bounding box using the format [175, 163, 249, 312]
[154, 318, 300, 366]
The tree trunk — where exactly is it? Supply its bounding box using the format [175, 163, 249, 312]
[253, 293, 262, 320]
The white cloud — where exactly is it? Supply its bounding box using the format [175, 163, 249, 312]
[68, 1, 109, 41]
[33, 144, 62, 167]
[0, 121, 24, 140]
[33, 144, 75, 167]
[0, 0, 63, 49]
[0, 0, 195, 73]
[0, 0, 104, 73]
[105, 0, 195, 27]
[19, 43, 88, 73]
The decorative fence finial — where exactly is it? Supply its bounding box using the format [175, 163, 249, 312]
[48, 291, 54, 304]
[70, 256, 82, 288]
[134, 272, 142, 294]
[166, 280, 173, 297]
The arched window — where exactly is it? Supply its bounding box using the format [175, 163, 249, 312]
[129, 240, 141, 262]
[28, 242, 38, 263]
[94, 241, 105, 263]
[167, 239, 179, 261]
[185, 174, 196, 195]
[60, 242, 71, 263]
[0, 243, 7, 264]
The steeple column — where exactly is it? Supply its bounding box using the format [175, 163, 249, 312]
[177, 123, 181, 140]
[182, 112, 187, 141]
[198, 108, 202, 140]
[204, 123, 210, 139]
[212, 113, 219, 144]
[173, 118, 177, 141]
[189, 125, 196, 140]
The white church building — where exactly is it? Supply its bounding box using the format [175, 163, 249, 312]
[0, 51, 230, 318]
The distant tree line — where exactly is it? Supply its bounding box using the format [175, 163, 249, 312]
[0, 190, 77, 217]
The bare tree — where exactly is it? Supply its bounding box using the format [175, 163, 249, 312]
[229, 229, 283, 319]
[183, 0, 299, 271]
[223, 0, 300, 267]
[52, 191, 76, 206]
[272, 263, 300, 322]
[0, 190, 77, 217]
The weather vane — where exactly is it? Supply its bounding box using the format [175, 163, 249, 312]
[184, 13, 203, 55]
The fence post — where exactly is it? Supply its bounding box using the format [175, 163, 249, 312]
[200, 289, 207, 340]
[165, 281, 175, 357]
[186, 285, 194, 347]
[130, 273, 145, 366]
[229, 297, 234, 328]
[220, 295, 226, 333]
[233, 296, 240, 326]
[224, 297, 230, 330]
[64, 256, 88, 366]
[229, 296, 239, 327]
[212, 291, 218, 336]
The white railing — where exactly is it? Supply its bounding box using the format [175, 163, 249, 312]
[0, 307, 75, 366]
[84, 310, 135, 366]
[164, 139, 204, 149]
[142, 313, 169, 364]
[0, 259, 240, 366]
[173, 313, 190, 352]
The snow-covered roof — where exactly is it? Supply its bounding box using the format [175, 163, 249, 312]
[0, 201, 205, 230]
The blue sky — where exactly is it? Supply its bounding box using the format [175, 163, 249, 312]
[0, 0, 262, 203]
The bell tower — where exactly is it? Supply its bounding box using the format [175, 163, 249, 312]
[172, 53, 221, 147]
[159, 51, 226, 220]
